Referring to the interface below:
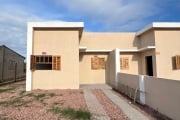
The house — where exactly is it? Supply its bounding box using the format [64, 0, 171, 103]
[0, 45, 25, 83]
[26, 22, 180, 91]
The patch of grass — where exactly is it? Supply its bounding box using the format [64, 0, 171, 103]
[0, 86, 16, 93]
[0, 97, 31, 107]
[19, 90, 26, 96]
[48, 93, 56, 97]
[34, 93, 46, 101]
[49, 107, 91, 120]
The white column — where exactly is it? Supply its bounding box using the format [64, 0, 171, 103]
[139, 75, 145, 104]
[114, 48, 120, 89]
[26, 23, 33, 91]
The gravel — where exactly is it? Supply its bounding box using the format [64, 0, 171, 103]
[0, 81, 87, 120]
[93, 89, 129, 120]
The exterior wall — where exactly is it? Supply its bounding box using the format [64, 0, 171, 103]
[120, 52, 141, 75]
[80, 32, 140, 50]
[138, 30, 155, 48]
[140, 50, 157, 76]
[116, 73, 180, 120]
[144, 76, 180, 120]
[154, 29, 180, 80]
[0, 46, 25, 82]
[106, 49, 120, 87]
[0, 46, 3, 81]
[32, 29, 79, 89]
[79, 53, 108, 84]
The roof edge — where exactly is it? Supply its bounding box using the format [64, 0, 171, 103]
[136, 22, 180, 36]
[28, 21, 84, 28]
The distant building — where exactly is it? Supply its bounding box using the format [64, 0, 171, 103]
[0, 45, 25, 83]
[26, 22, 180, 91]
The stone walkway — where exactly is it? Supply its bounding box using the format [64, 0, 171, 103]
[83, 89, 110, 120]
[81, 84, 149, 120]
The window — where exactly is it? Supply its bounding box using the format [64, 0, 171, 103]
[120, 57, 129, 70]
[91, 56, 105, 70]
[30, 55, 61, 70]
[175, 55, 180, 69]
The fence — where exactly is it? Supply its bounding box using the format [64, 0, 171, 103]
[113, 73, 180, 120]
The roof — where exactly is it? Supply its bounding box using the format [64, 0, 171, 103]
[0, 45, 25, 59]
[28, 21, 84, 28]
[136, 22, 180, 36]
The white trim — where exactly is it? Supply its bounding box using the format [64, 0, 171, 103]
[26, 23, 33, 91]
[136, 22, 180, 36]
[80, 46, 155, 53]
[83, 50, 112, 52]
[115, 48, 120, 89]
[28, 22, 84, 28]
[139, 75, 145, 104]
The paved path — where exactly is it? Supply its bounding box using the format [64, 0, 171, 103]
[83, 89, 110, 120]
[102, 89, 149, 120]
[81, 84, 149, 120]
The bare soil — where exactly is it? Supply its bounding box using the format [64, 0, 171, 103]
[0, 81, 87, 120]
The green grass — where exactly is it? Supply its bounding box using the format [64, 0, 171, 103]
[0, 97, 31, 107]
[0, 86, 16, 93]
[49, 107, 91, 120]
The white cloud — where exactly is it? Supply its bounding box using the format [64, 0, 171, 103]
[56, 0, 159, 31]
[0, 5, 44, 57]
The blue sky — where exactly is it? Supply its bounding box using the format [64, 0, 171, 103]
[0, 0, 180, 57]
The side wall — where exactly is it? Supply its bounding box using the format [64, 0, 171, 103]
[144, 76, 180, 120]
[140, 50, 157, 76]
[32, 29, 79, 89]
[0, 47, 3, 81]
[79, 53, 108, 84]
[120, 52, 141, 75]
[116, 73, 180, 120]
[139, 30, 155, 48]
[3, 47, 25, 81]
[155, 29, 180, 80]
[80, 32, 139, 50]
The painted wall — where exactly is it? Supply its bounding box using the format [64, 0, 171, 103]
[155, 29, 180, 80]
[120, 52, 141, 75]
[80, 32, 139, 50]
[79, 53, 108, 84]
[116, 73, 180, 120]
[32, 29, 79, 89]
[138, 30, 155, 48]
[140, 50, 157, 76]
[144, 76, 180, 120]
[106, 50, 117, 87]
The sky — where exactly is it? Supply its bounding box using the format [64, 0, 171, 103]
[0, 0, 180, 57]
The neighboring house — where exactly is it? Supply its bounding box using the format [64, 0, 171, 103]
[0, 45, 25, 83]
[26, 22, 180, 91]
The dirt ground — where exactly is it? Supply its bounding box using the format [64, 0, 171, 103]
[0, 81, 88, 120]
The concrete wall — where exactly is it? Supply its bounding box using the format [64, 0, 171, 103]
[0, 46, 3, 81]
[106, 49, 120, 88]
[80, 32, 139, 50]
[155, 29, 180, 80]
[79, 53, 108, 84]
[144, 76, 180, 120]
[32, 29, 79, 89]
[138, 30, 155, 48]
[0, 46, 25, 82]
[120, 52, 141, 75]
[140, 50, 157, 76]
[116, 73, 180, 120]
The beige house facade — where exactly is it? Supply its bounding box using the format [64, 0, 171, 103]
[26, 22, 180, 91]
